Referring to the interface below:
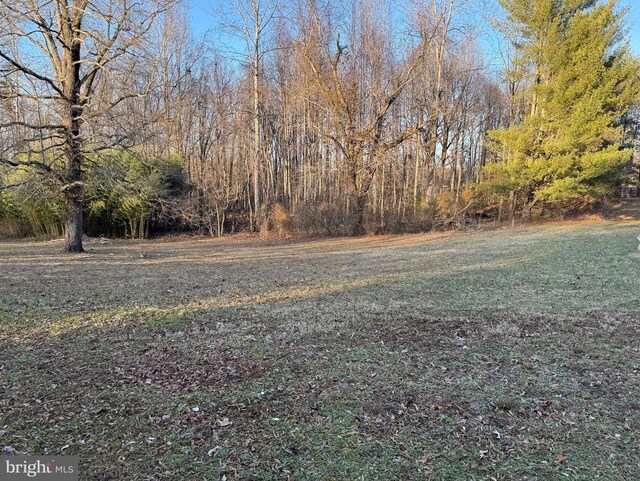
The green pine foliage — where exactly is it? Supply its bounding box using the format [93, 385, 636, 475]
[486, 0, 640, 209]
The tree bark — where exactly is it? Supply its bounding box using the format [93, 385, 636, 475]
[64, 194, 84, 252]
[63, 121, 84, 252]
[61, 8, 85, 253]
[352, 193, 368, 236]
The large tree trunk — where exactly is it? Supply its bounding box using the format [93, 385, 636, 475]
[63, 148, 84, 252]
[64, 195, 84, 253]
[63, 37, 84, 253]
[352, 193, 367, 236]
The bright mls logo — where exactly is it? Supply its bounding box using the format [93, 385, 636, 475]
[0, 457, 77, 481]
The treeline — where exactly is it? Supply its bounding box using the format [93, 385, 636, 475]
[0, 0, 638, 248]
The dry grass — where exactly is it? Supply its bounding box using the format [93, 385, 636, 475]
[1, 217, 640, 480]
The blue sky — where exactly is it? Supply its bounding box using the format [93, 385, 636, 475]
[620, 0, 640, 54]
[192, 0, 640, 56]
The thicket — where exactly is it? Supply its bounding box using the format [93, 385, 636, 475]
[1, 155, 524, 239]
[0, 153, 187, 239]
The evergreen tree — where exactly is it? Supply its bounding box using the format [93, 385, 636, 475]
[487, 0, 640, 214]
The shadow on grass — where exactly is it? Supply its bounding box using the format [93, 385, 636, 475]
[2, 223, 640, 480]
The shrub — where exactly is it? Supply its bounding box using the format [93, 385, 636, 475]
[0, 168, 64, 239]
[258, 203, 291, 238]
[85, 152, 188, 238]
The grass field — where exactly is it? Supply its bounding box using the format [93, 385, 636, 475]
[1, 215, 640, 480]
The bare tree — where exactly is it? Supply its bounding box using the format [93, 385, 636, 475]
[216, 0, 280, 229]
[298, 0, 430, 234]
[0, 0, 167, 251]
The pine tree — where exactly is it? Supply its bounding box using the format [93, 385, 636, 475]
[486, 0, 640, 214]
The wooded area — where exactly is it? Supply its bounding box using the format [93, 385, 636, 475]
[0, 0, 639, 251]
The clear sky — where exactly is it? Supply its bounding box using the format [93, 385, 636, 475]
[620, 0, 640, 55]
[193, 0, 640, 56]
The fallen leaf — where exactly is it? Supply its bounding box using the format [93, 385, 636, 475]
[217, 417, 232, 427]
